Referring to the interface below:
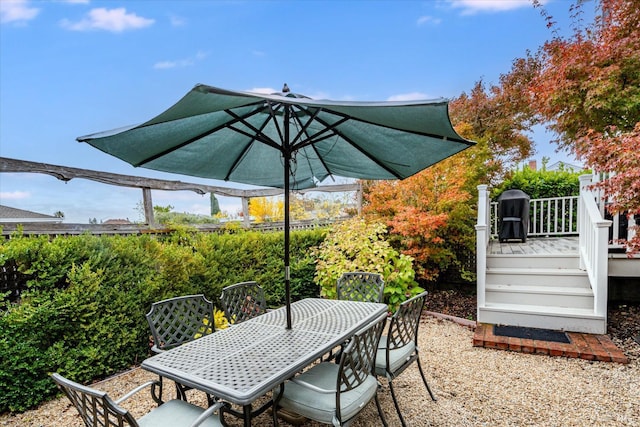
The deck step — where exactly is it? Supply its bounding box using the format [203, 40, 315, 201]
[486, 267, 590, 287]
[485, 284, 594, 308]
[488, 254, 579, 269]
[478, 303, 606, 334]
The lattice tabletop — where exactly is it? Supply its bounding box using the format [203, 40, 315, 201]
[142, 298, 387, 405]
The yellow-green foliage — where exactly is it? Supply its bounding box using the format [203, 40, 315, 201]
[194, 309, 229, 339]
[214, 308, 230, 330]
[313, 217, 423, 311]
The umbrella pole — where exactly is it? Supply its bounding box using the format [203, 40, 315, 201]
[284, 109, 292, 330]
[284, 160, 292, 329]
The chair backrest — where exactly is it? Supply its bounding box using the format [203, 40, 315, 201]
[220, 281, 267, 324]
[51, 373, 139, 427]
[146, 294, 215, 353]
[337, 312, 387, 394]
[387, 291, 428, 352]
[337, 272, 385, 303]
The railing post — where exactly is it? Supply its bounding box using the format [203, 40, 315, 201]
[628, 215, 638, 253]
[476, 185, 489, 314]
[578, 175, 592, 271]
[594, 220, 611, 317]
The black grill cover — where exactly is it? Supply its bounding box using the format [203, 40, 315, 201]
[497, 189, 530, 242]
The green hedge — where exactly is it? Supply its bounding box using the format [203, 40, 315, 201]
[0, 227, 325, 412]
[492, 166, 583, 200]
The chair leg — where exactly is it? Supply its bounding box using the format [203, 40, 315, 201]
[272, 383, 284, 426]
[151, 376, 164, 405]
[388, 380, 408, 427]
[416, 357, 437, 401]
[175, 383, 189, 402]
[374, 393, 389, 427]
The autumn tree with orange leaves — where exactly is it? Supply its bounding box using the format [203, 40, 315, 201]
[528, 0, 640, 249]
[364, 81, 535, 283]
[363, 156, 473, 282]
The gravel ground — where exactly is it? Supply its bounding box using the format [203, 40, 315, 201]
[2, 311, 638, 427]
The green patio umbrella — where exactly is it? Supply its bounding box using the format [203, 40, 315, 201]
[78, 83, 474, 329]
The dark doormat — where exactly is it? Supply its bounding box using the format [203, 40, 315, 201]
[494, 325, 571, 343]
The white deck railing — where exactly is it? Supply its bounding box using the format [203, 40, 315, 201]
[578, 174, 612, 317]
[490, 196, 579, 237]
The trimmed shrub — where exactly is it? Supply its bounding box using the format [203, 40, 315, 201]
[0, 227, 325, 412]
[492, 165, 583, 200]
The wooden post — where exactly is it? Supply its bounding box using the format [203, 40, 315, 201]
[241, 197, 250, 228]
[142, 187, 155, 226]
[356, 182, 363, 215]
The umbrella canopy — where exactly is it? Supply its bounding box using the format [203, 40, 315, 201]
[78, 84, 475, 328]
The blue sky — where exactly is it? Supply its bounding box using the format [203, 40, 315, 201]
[0, 0, 592, 223]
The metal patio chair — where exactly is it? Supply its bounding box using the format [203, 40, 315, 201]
[337, 272, 385, 303]
[220, 281, 267, 324]
[146, 294, 216, 403]
[375, 291, 436, 426]
[323, 272, 385, 363]
[273, 312, 389, 427]
[51, 373, 224, 427]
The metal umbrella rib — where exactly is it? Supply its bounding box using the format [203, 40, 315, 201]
[133, 104, 270, 168]
[292, 107, 406, 179]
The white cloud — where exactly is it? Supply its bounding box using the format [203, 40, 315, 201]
[153, 51, 208, 70]
[449, 0, 545, 15]
[153, 59, 192, 69]
[60, 0, 90, 4]
[60, 7, 154, 32]
[387, 92, 431, 102]
[417, 15, 442, 26]
[0, 190, 31, 200]
[0, 0, 39, 24]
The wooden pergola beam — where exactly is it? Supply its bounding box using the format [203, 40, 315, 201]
[1, 157, 362, 224]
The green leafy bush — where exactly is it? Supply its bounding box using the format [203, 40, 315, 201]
[0, 227, 325, 412]
[313, 218, 423, 311]
[492, 165, 583, 200]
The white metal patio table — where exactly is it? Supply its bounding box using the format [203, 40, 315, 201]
[141, 298, 388, 426]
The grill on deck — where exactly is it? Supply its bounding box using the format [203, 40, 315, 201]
[497, 189, 530, 243]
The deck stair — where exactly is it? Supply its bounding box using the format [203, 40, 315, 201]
[478, 243, 606, 334]
[476, 178, 637, 336]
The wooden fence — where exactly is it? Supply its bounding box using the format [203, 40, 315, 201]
[0, 218, 343, 238]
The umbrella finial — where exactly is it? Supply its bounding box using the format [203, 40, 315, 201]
[282, 83, 290, 93]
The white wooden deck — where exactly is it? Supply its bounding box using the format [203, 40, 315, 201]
[488, 236, 578, 255]
[477, 181, 636, 334]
